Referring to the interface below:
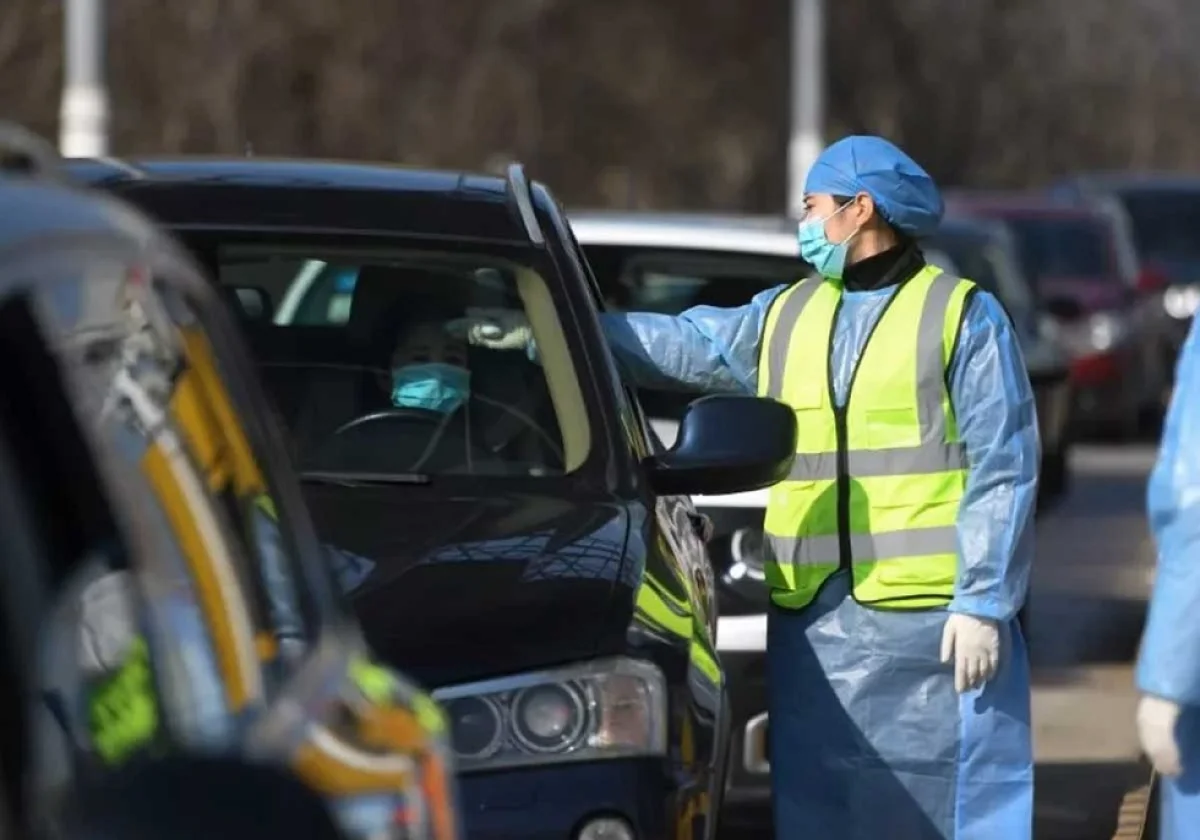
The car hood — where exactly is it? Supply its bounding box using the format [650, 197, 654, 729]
[1038, 275, 1127, 311]
[301, 485, 631, 688]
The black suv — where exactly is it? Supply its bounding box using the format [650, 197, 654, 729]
[70, 157, 799, 840]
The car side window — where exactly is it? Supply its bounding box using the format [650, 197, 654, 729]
[283, 262, 359, 325]
[222, 259, 360, 326]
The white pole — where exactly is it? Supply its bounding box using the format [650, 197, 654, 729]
[787, 0, 824, 218]
[59, 0, 109, 157]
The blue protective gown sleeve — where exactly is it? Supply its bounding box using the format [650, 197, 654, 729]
[945, 291, 1040, 622]
[1136, 317, 1200, 705]
[595, 285, 785, 394]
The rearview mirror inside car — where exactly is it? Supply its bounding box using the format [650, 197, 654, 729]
[225, 285, 271, 321]
[644, 394, 796, 497]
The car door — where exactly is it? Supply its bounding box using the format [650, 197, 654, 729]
[624, 382, 717, 641]
[555, 216, 717, 641]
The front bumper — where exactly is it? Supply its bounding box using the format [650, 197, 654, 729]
[457, 759, 688, 840]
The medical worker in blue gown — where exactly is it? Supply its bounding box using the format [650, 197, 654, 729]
[1137, 315, 1200, 840]
[451, 135, 1037, 839]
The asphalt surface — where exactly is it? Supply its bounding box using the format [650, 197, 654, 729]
[721, 444, 1159, 840]
[1030, 444, 1158, 840]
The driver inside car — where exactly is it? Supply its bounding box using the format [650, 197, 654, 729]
[387, 320, 472, 415]
[334, 310, 560, 476]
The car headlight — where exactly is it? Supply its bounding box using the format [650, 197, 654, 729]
[1163, 286, 1200, 319]
[1054, 311, 1129, 356]
[433, 658, 667, 772]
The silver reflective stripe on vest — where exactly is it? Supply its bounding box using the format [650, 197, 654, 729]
[766, 270, 969, 481]
[763, 278, 824, 400]
[786, 443, 967, 481]
[767, 524, 959, 566]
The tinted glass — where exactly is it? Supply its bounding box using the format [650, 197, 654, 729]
[1002, 216, 1117, 284]
[1118, 187, 1200, 277]
[212, 243, 584, 479]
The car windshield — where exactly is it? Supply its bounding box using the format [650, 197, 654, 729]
[1118, 187, 1200, 275]
[208, 243, 588, 480]
[1003, 216, 1117, 284]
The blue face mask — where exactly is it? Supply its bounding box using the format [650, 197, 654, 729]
[798, 204, 859, 280]
[390, 362, 471, 414]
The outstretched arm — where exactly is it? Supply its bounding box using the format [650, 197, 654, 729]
[596, 286, 783, 394]
[449, 286, 785, 395]
[1137, 318, 1200, 705]
[946, 291, 1040, 622]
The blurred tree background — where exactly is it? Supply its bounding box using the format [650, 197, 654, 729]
[4, 0, 1200, 211]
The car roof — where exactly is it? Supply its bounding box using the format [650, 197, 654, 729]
[568, 210, 802, 257]
[66, 157, 543, 243]
[928, 215, 1008, 240]
[0, 174, 164, 254]
[944, 189, 1104, 219]
[1054, 171, 1200, 194]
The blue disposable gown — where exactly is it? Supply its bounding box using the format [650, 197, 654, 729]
[1138, 316, 1200, 839]
[601, 281, 1037, 839]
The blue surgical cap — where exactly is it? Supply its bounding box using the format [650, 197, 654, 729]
[804, 135, 944, 238]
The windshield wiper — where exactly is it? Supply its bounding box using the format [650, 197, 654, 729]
[300, 470, 432, 487]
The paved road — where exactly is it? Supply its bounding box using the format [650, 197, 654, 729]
[723, 444, 1160, 839]
[1031, 444, 1158, 839]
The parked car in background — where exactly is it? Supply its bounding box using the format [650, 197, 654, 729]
[921, 215, 1074, 506]
[71, 157, 806, 840]
[1048, 174, 1200, 417]
[945, 193, 1154, 438]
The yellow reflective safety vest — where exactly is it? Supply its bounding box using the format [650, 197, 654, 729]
[758, 265, 975, 611]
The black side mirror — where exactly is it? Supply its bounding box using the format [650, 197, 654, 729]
[644, 394, 797, 496]
[225, 285, 271, 321]
[60, 754, 348, 840]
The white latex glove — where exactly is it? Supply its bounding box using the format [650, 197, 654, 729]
[76, 571, 137, 677]
[940, 613, 1001, 693]
[1137, 694, 1184, 777]
[444, 307, 533, 351]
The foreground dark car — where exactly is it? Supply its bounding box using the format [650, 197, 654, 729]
[0, 141, 459, 840]
[70, 157, 800, 840]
